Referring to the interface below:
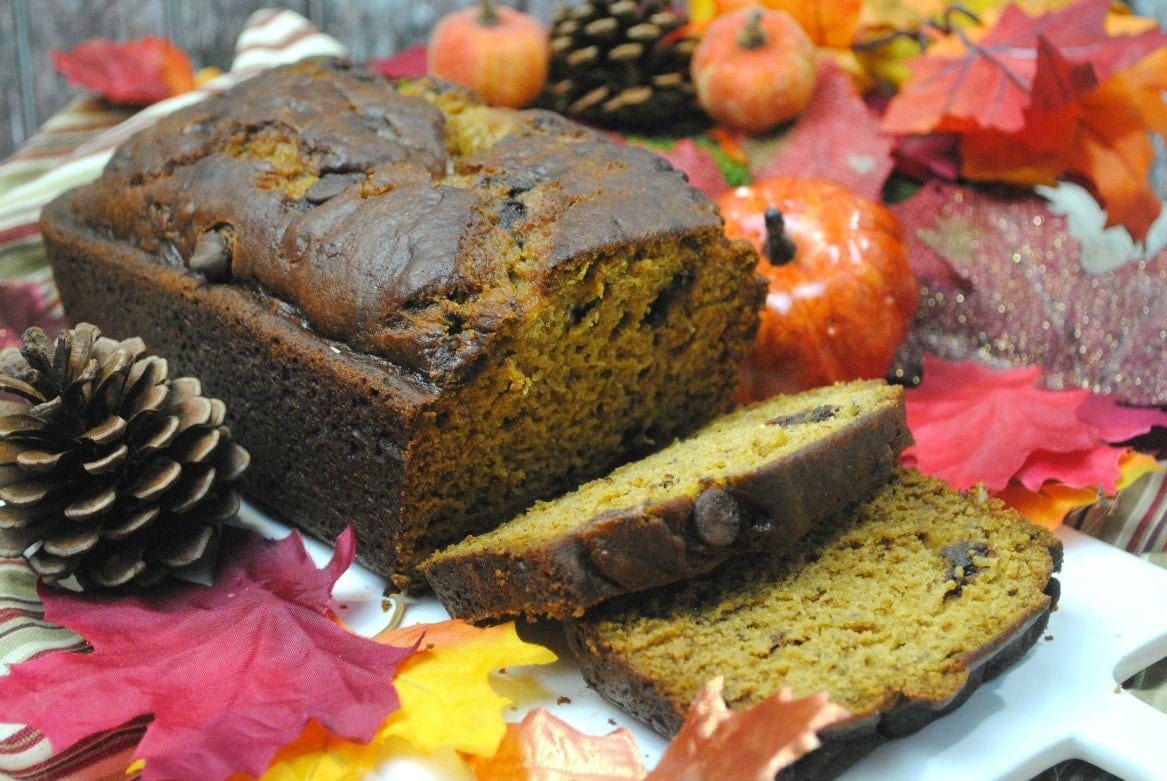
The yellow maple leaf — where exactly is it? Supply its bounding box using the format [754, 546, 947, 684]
[239, 619, 557, 781]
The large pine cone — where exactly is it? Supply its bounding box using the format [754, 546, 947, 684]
[539, 0, 703, 132]
[0, 324, 249, 590]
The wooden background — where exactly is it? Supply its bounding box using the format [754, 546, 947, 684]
[0, 0, 570, 161]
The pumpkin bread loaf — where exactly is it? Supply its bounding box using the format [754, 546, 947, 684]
[565, 468, 1062, 778]
[423, 379, 911, 621]
[39, 58, 763, 588]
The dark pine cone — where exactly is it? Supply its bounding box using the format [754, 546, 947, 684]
[0, 323, 249, 590]
[539, 0, 705, 133]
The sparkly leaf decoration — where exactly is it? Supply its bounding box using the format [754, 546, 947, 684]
[0, 527, 412, 781]
[891, 180, 1167, 406]
[250, 619, 557, 779]
[50, 37, 196, 106]
[750, 59, 894, 202]
[647, 678, 849, 781]
[470, 709, 646, 781]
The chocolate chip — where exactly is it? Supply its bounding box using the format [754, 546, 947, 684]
[187, 226, 233, 282]
[766, 404, 839, 427]
[691, 487, 741, 547]
[941, 540, 990, 596]
[304, 172, 364, 204]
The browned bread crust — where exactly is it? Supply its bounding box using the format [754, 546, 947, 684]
[41, 58, 763, 587]
[423, 381, 911, 621]
[565, 469, 1062, 778]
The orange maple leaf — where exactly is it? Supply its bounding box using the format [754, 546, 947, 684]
[959, 44, 1167, 239]
[647, 678, 849, 781]
[881, 0, 1166, 134]
[470, 708, 646, 781]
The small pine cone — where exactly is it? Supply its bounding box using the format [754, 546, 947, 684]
[541, 0, 702, 132]
[0, 323, 249, 590]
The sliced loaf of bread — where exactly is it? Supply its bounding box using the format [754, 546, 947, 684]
[422, 379, 911, 621]
[564, 468, 1062, 779]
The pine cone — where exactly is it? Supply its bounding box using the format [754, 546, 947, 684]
[540, 0, 704, 132]
[0, 323, 249, 590]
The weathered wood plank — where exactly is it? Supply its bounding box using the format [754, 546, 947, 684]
[1, 0, 578, 161]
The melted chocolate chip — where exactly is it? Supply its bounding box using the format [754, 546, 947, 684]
[304, 172, 364, 204]
[188, 225, 234, 282]
[766, 405, 839, 427]
[941, 541, 990, 596]
[691, 487, 742, 547]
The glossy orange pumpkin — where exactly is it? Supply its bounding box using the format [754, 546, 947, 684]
[717, 177, 918, 402]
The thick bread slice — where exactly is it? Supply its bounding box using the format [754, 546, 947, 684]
[422, 380, 911, 621]
[564, 468, 1063, 779]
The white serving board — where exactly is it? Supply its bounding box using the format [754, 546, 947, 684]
[236, 502, 1167, 780]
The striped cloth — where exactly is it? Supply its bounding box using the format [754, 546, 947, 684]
[0, 8, 1164, 779]
[0, 9, 346, 779]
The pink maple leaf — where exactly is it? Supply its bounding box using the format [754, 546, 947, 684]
[0, 527, 413, 781]
[751, 59, 894, 201]
[903, 355, 1102, 491]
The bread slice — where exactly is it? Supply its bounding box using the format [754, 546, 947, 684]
[564, 468, 1062, 779]
[421, 380, 912, 621]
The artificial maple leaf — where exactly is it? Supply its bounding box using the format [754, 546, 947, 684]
[880, 0, 1167, 135]
[0, 280, 64, 352]
[248, 618, 557, 780]
[650, 138, 731, 200]
[901, 355, 1144, 492]
[470, 708, 646, 781]
[647, 677, 848, 781]
[997, 450, 1163, 528]
[750, 59, 894, 201]
[367, 43, 428, 79]
[50, 37, 196, 106]
[0, 527, 413, 781]
[891, 180, 1167, 406]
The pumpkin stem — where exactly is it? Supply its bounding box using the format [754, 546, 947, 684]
[478, 0, 500, 26]
[763, 207, 797, 265]
[737, 8, 767, 50]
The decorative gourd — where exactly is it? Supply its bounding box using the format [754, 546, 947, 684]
[717, 177, 919, 402]
[690, 7, 817, 134]
[427, 0, 550, 108]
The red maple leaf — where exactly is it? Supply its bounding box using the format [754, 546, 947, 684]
[751, 59, 895, 202]
[881, 0, 1167, 134]
[0, 527, 413, 780]
[50, 37, 195, 106]
[900, 355, 1138, 492]
[652, 138, 730, 200]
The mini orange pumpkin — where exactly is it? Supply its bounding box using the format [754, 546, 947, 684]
[717, 177, 918, 402]
[690, 7, 817, 134]
[427, 0, 550, 108]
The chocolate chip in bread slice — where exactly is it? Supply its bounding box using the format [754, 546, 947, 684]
[421, 379, 912, 621]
